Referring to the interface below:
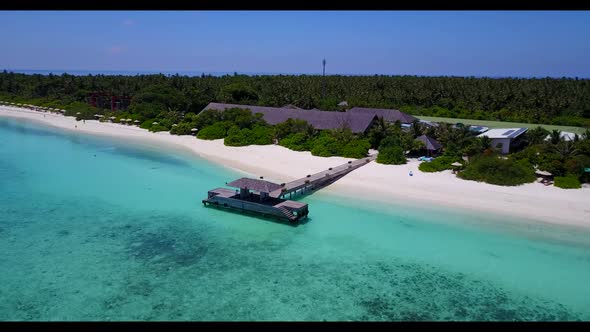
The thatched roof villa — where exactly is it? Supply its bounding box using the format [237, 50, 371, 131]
[201, 103, 419, 134]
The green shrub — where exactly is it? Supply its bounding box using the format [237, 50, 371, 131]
[150, 124, 169, 132]
[341, 139, 371, 159]
[554, 176, 582, 189]
[194, 109, 222, 129]
[221, 108, 265, 129]
[64, 101, 98, 120]
[377, 146, 407, 165]
[170, 122, 195, 135]
[249, 125, 273, 145]
[279, 133, 312, 151]
[310, 132, 341, 157]
[418, 156, 459, 172]
[140, 119, 156, 130]
[224, 126, 248, 146]
[273, 119, 314, 140]
[224, 125, 273, 146]
[197, 122, 229, 140]
[458, 155, 536, 186]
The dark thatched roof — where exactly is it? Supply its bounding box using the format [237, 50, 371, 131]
[347, 107, 418, 124]
[281, 104, 302, 109]
[416, 135, 442, 151]
[202, 103, 378, 133]
[226, 177, 283, 193]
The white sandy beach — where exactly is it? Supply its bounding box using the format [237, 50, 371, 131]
[2, 106, 589, 229]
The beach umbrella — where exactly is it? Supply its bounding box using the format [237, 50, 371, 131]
[450, 162, 463, 174]
[134, 120, 140, 123]
[191, 128, 198, 132]
[126, 118, 133, 122]
[172, 124, 178, 127]
[76, 112, 81, 115]
[535, 170, 552, 177]
[152, 122, 159, 125]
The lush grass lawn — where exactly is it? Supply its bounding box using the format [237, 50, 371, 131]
[415, 116, 588, 135]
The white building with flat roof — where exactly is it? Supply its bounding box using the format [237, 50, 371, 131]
[477, 128, 528, 154]
[545, 131, 578, 142]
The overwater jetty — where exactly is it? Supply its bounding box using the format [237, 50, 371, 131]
[202, 155, 376, 223]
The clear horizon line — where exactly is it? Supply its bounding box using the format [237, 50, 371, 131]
[3, 68, 589, 79]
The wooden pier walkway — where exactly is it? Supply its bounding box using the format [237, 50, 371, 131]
[269, 154, 377, 199]
[203, 154, 376, 223]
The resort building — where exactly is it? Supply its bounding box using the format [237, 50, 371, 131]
[201, 102, 379, 134]
[203, 156, 376, 223]
[545, 131, 578, 142]
[415, 134, 442, 156]
[203, 177, 309, 223]
[477, 128, 528, 154]
[201, 103, 422, 134]
[468, 125, 489, 134]
[346, 107, 418, 125]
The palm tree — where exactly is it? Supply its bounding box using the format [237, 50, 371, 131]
[447, 125, 472, 151]
[368, 116, 389, 149]
[434, 122, 453, 145]
[423, 124, 437, 138]
[410, 121, 423, 138]
[526, 126, 550, 146]
[552, 140, 578, 161]
[549, 130, 562, 145]
[479, 136, 493, 151]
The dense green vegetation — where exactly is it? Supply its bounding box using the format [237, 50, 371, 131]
[197, 122, 229, 140]
[458, 156, 536, 186]
[370, 119, 425, 165]
[1, 71, 589, 186]
[510, 128, 590, 184]
[409, 121, 590, 186]
[418, 156, 460, 172]
[306, 130, 371, 159]
[224, 125, 274, 146]
[187, 108, 370, 157]
[554, 176, 582, 189]
[1, 71, 589, 128]
[376, 146, 407, 165]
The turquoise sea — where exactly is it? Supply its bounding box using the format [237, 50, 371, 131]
[1, 116, 590, 321]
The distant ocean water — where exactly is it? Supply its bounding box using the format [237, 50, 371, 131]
[1, 116, 590, 321]
[4, 69, 304, 77]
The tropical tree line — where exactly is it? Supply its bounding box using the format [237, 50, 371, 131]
[1, 71, 590, 127]
[189, 108, 371, 159]
[412, 121, 590, 187]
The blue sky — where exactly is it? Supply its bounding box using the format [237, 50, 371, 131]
[1, 11, 589, 77]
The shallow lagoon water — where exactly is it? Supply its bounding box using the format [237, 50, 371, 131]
[1, 117, 590, 321]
